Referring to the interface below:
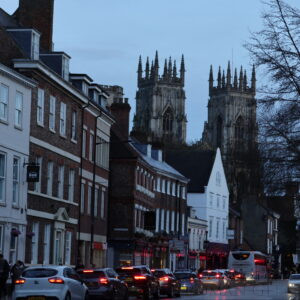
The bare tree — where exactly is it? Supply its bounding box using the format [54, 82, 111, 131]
[245, 0, 300, 194]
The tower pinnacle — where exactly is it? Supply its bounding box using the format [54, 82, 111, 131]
[226, 61, 231, 87]
[239, 66, 243, 90]
[217, 66, 222, 88]
[180, 54, 185, 84]
[233, 68, 238, 88]
[145, 57, 150, 79]
[209, 65, 213, 92]
[251, 64, 256, 93]
[137, 55, 142, 83]
[173, 60, 177, 78]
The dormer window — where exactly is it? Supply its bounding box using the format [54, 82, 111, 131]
[62, 55, 69, 81]
[31, 31, 40, 60]
[82, 82, 88, 95]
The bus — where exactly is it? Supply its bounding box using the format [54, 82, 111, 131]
[228, 251, 268, 283]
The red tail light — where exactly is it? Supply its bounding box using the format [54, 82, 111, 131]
[215, 274, 220, 278]
[83, 269, 94, 273]
[99, 277, 109, 284]
[151, 269, 155, 272]
[15, 278, 26, 285]
[159, 276, 169, 282]
[134, 275, 147, 280]
[190, 277, 195, 283]
[48, 277, 64, 284]
[198, 274, 203, 278]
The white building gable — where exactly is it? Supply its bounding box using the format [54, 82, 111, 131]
[187, 148, 229, 245]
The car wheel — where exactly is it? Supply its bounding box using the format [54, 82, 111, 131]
[65, 292, 71, 300]
[168, 286, 174, 298]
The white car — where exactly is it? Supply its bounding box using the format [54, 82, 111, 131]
[13, 265, 89, 300]
[288, 273, 300, 294]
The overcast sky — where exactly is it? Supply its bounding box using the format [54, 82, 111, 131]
[2, 0, 299, 142]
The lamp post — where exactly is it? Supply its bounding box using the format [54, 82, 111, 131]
[294, 195, 300, 269]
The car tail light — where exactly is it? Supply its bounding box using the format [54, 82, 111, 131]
[151, 269, 155, 272]
[198, 274, 203, 278]
[122, 267, 133, 270]
[48, 277, 64, 284]
[15, 278, 26, 285]
[190, 277, 195, 283]
[99, 277, 109, 284]
[215, 274, 220, 278]
[159, 276, 169, 282]
[83, 269, 94, 273]
[134, 275, 147, 280]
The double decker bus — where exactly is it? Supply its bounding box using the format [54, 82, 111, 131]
[228, 251, 268, 283]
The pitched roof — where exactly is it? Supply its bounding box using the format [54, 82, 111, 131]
[165, 149, 216, 193]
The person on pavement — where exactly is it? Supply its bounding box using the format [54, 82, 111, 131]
[0, 254, 10, 298]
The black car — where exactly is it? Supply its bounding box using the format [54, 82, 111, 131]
[152, 268, 181, 298]
[115, 265, 160, 299]
[174, 271, 204, 294]
[78, 268, 128, 300]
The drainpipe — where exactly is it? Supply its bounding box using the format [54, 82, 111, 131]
[77, 101, 90, 266]
[90, 112, 102, 266]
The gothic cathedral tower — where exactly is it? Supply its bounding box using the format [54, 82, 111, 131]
[202, 62, 261, 206]
[131, 51, 187, 146]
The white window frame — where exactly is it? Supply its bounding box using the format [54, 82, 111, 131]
[62, 56, 69, 81]
[94, 187, 99, 217]
[0, 152, 6, 204]
[100, 188, 105, 219]
[65, 231, 72, 265]
[166, 210, 170, 233]
[217, 195, 220, 208]
[161, 209, 165, 231]
[155, 208, 160, 232]
[59, 102, 66, 136]
[68, 169, 75, 202]
[15, 91, 23, 128]
[89, 133, 94, 162]
[0, 224, 4, 254]
[12, 157, 20, 206]
[57, 165, 64, 199]
[43, 224, 51, 265]
[49, 95, 56, 131]
[82, 129, 87, 158]
[171, 211, 175, 232]
[87, 185, 92, 215]
[209, 217, 214, 238]
[209, 192, 213, 207]
[31, 31, 40, 60]
[47, 161, 53, 196]
[9, 231, 18, 264]
[181, 213, 185, 235]
[37, 88, 44, 126]
[80, 183, 85, 214]
[34, 156, 42, 193]
[0, 84, 9, 122]
[54, 230, 63, 265]
[31, 222, 39, 264]
[71, 111, 77, 141]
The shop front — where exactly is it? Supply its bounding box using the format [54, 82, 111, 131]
[205, 242, 229, 269]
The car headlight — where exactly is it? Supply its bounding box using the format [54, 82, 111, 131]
[289, 283, 295, 287]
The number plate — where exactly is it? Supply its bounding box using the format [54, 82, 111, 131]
[180, 286, 187, 290]
[28, 297, 45, 300]
[125, 278, 133, 282]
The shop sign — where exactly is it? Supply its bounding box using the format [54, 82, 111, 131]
[27, 165, 40, 182]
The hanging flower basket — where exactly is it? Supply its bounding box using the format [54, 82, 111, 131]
[11, 228, 21, 236]
[26, 232, 35, 238]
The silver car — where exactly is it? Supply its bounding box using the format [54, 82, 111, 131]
[288, 274, 300, 294]
[13, 266, 89, 300]
[199, 270, 224, 290]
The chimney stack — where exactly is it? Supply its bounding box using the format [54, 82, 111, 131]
[14, 0, 54, 51]
[110, 98, 131, 139]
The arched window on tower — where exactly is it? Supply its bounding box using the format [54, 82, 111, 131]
[163, 108, 173, 133]
[235, 116, 244, 140]
[216, 116, 223, 148]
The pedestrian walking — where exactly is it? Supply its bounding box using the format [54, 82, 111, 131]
[0, 254, 10, 299]
[10, 260, 26, 292]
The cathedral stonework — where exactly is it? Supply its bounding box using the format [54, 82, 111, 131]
[131, 51, 187, 146]
[202, 62, 261, 206]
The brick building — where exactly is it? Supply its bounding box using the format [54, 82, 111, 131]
[108, 98, 188, 270]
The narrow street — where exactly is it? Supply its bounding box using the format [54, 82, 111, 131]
[158, 280, 299, 300]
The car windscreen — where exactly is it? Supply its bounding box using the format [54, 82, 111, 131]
[23, 268, 58, 278]
[153, 270, 167, 277]
[174, 272, 193, 279]
[78, 271, 105, 279]
[232, 253, 250, 260]
[290, 274, 300, 280]
[116, 268, 142, 275]
[202, 272, 217, 276]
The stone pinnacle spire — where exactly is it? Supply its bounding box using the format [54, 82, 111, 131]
[217, 66, 222, 88]
[226, 61, 231, 86]
[239, 66, 243, 90]
[163, 59, 168, 79]
[251, 64, 256, 92]
[137, 55, 142, 83]
[180, 54, 185, 84]
[145, 57, 150, 79]
[233, 68, 238, 88]
[243, 70, 248, 90]
[172, 60, 177, 78]
[209, 65, 213, 91]
[222, 70, 226, 88]
[168, 57, 172, 79]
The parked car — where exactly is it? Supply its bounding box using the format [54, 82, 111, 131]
[174, 270, 203, 294]
[288, 273, 300, 294]
[151, 268, 181, 297]
[115, 265, 160, 299]
[12, 266, 89, 300]
[77, 268, 128, 299]
[198, 270, 223, 290]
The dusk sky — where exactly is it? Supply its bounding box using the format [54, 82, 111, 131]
[2, 0, 299, 142]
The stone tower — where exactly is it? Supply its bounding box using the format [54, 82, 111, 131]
[202, 62, 261, 206]
[131, 51, 187, 146]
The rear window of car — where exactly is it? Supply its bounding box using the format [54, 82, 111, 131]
[202, 272, 217, 276]
[153, 270, 167, 277]
[78, 271, 105, 279]
[290, 274, 300, 280]
[23, 268, 58, 278]
[116, 268, 142, 275]
[174, 272, 194, 279]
